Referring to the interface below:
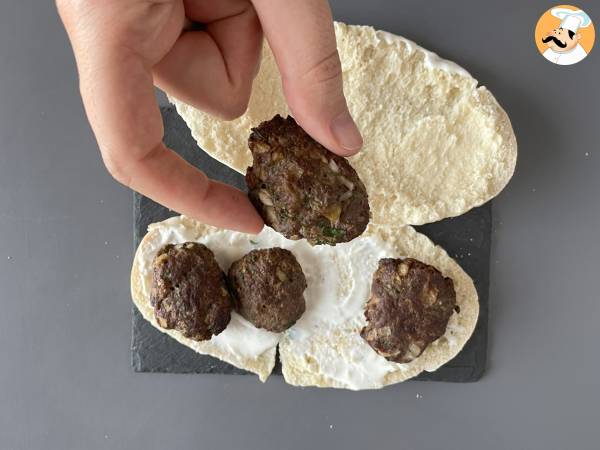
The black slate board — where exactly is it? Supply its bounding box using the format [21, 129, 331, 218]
[131, 107, 490, 382]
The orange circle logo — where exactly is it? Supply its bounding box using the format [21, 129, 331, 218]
[535, 5, 595, 65]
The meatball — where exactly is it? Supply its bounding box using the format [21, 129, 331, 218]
[246, 115, 370, 246]
[361, 258, 457, 363]
[150, 242, 232, 341]
[227, 248, 307, 332]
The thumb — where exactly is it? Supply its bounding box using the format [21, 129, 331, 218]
[252, 0, 363, 156]
[282, 50, 363, 156]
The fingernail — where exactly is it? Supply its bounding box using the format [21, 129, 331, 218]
[331, 111, 363, 152]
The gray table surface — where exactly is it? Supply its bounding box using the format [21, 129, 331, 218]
[1, 1, 598, 449]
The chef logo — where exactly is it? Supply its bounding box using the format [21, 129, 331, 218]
[535, 5, 595, 65]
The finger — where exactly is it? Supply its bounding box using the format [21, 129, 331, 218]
[153, 0, 262, 120]
[57, 1, 263, 233]
[252, 0, 362, 156]
[110, 140, 264, 233]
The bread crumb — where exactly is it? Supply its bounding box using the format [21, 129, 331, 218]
[6, 256, 11, 260]
[416, 393, 423, 399]
[104, 241, 109, 245]
[585, 152, 589, 156]
[329, 424, 334, 430]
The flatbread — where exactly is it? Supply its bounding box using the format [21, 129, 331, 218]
[131, 216, 478, 389]
[170, 22, 517, 226]
[131, 217, 278, 381]
[279, 224, 478, 390]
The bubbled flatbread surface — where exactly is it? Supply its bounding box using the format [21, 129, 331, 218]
[131, 216, 479, 389]
[170, 22, 517, 226]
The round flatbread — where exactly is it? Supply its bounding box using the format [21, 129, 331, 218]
[279, 223, 478, 390]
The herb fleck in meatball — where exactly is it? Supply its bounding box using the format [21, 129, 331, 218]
[246, 115, 370, 245]
[150, 242, 232, 341]
[361, 258, 457, 363]
[228, 248, 307, 332]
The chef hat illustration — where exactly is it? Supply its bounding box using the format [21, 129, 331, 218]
[551, 8, 592, 33]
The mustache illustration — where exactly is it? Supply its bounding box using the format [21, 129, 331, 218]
[542, 35, 567, 48]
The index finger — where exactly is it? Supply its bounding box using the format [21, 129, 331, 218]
[58, 2, 263, 233]
[251, 0, 363, 156]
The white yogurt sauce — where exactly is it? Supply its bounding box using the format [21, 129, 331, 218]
[286, 234, 396, 341]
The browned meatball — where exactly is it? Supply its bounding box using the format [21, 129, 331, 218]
[246, 115, 370, 246]
[150, 242, 232, 341]
[361, 258, 457, 363]
[227, 248, 307, 332]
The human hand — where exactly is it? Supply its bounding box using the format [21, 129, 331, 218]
[57, 0, 363, 233]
